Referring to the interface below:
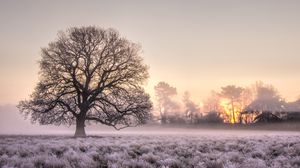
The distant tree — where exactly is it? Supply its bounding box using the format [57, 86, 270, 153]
[219, 85, 244, 123]
[200, 111, 223, 123]
[239, 87, 255, 123]
[203, 91, 222, 113]
[154, 82, 179, 124]
[18, 26, 152, 137]
[286, 98, 300, 112]
[278, 95, 300, 122]
[182, 91, 200, 124]
[245, 83, 284, 113]
[253, 112, 282, 123]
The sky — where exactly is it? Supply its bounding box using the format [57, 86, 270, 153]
[1, 0, 300, 105]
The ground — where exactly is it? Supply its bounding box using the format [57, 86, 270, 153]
[0, 130, 300, 168]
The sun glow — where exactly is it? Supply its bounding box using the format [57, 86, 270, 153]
[219, 98, 242, 124]
[220, 99, 232, 123]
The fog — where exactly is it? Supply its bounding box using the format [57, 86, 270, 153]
[1, 104, 299, 137]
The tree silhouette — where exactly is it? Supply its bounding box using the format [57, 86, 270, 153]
[220, 85, 244, 123]
[154, 82, 178, 124]
[182, 91, 200, 124]
[244, 83, 284, 114]
[203, 91, 222, 113]
[18, 26, 152, 137]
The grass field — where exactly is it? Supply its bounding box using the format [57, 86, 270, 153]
[0, 130, 300, 168]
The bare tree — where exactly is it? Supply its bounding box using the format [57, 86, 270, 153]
[244, 83, 284, 114]
[203, 90, 222, 113]
[154, 82, 178, 124]
[239, 87, 254, 123]
[182, 91, 200, 124]
[18, 26, 152, 137]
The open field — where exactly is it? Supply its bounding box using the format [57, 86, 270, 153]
[0, 131, 300, 168]
[145, 122, 300, 132]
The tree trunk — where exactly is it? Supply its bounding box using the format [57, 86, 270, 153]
[75, 116, 86, 137]
[231, 100, 236, 123]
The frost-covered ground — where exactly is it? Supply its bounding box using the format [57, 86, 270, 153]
[0, 131, 300, 168]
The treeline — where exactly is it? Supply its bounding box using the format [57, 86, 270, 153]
[150, 81, 300, 124]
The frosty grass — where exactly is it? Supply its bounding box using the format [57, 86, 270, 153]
[0, 132, 300, 168]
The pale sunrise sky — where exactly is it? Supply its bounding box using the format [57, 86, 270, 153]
[1, 0, 300, 105]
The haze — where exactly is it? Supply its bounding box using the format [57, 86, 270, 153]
[1, 0, 300, 105]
